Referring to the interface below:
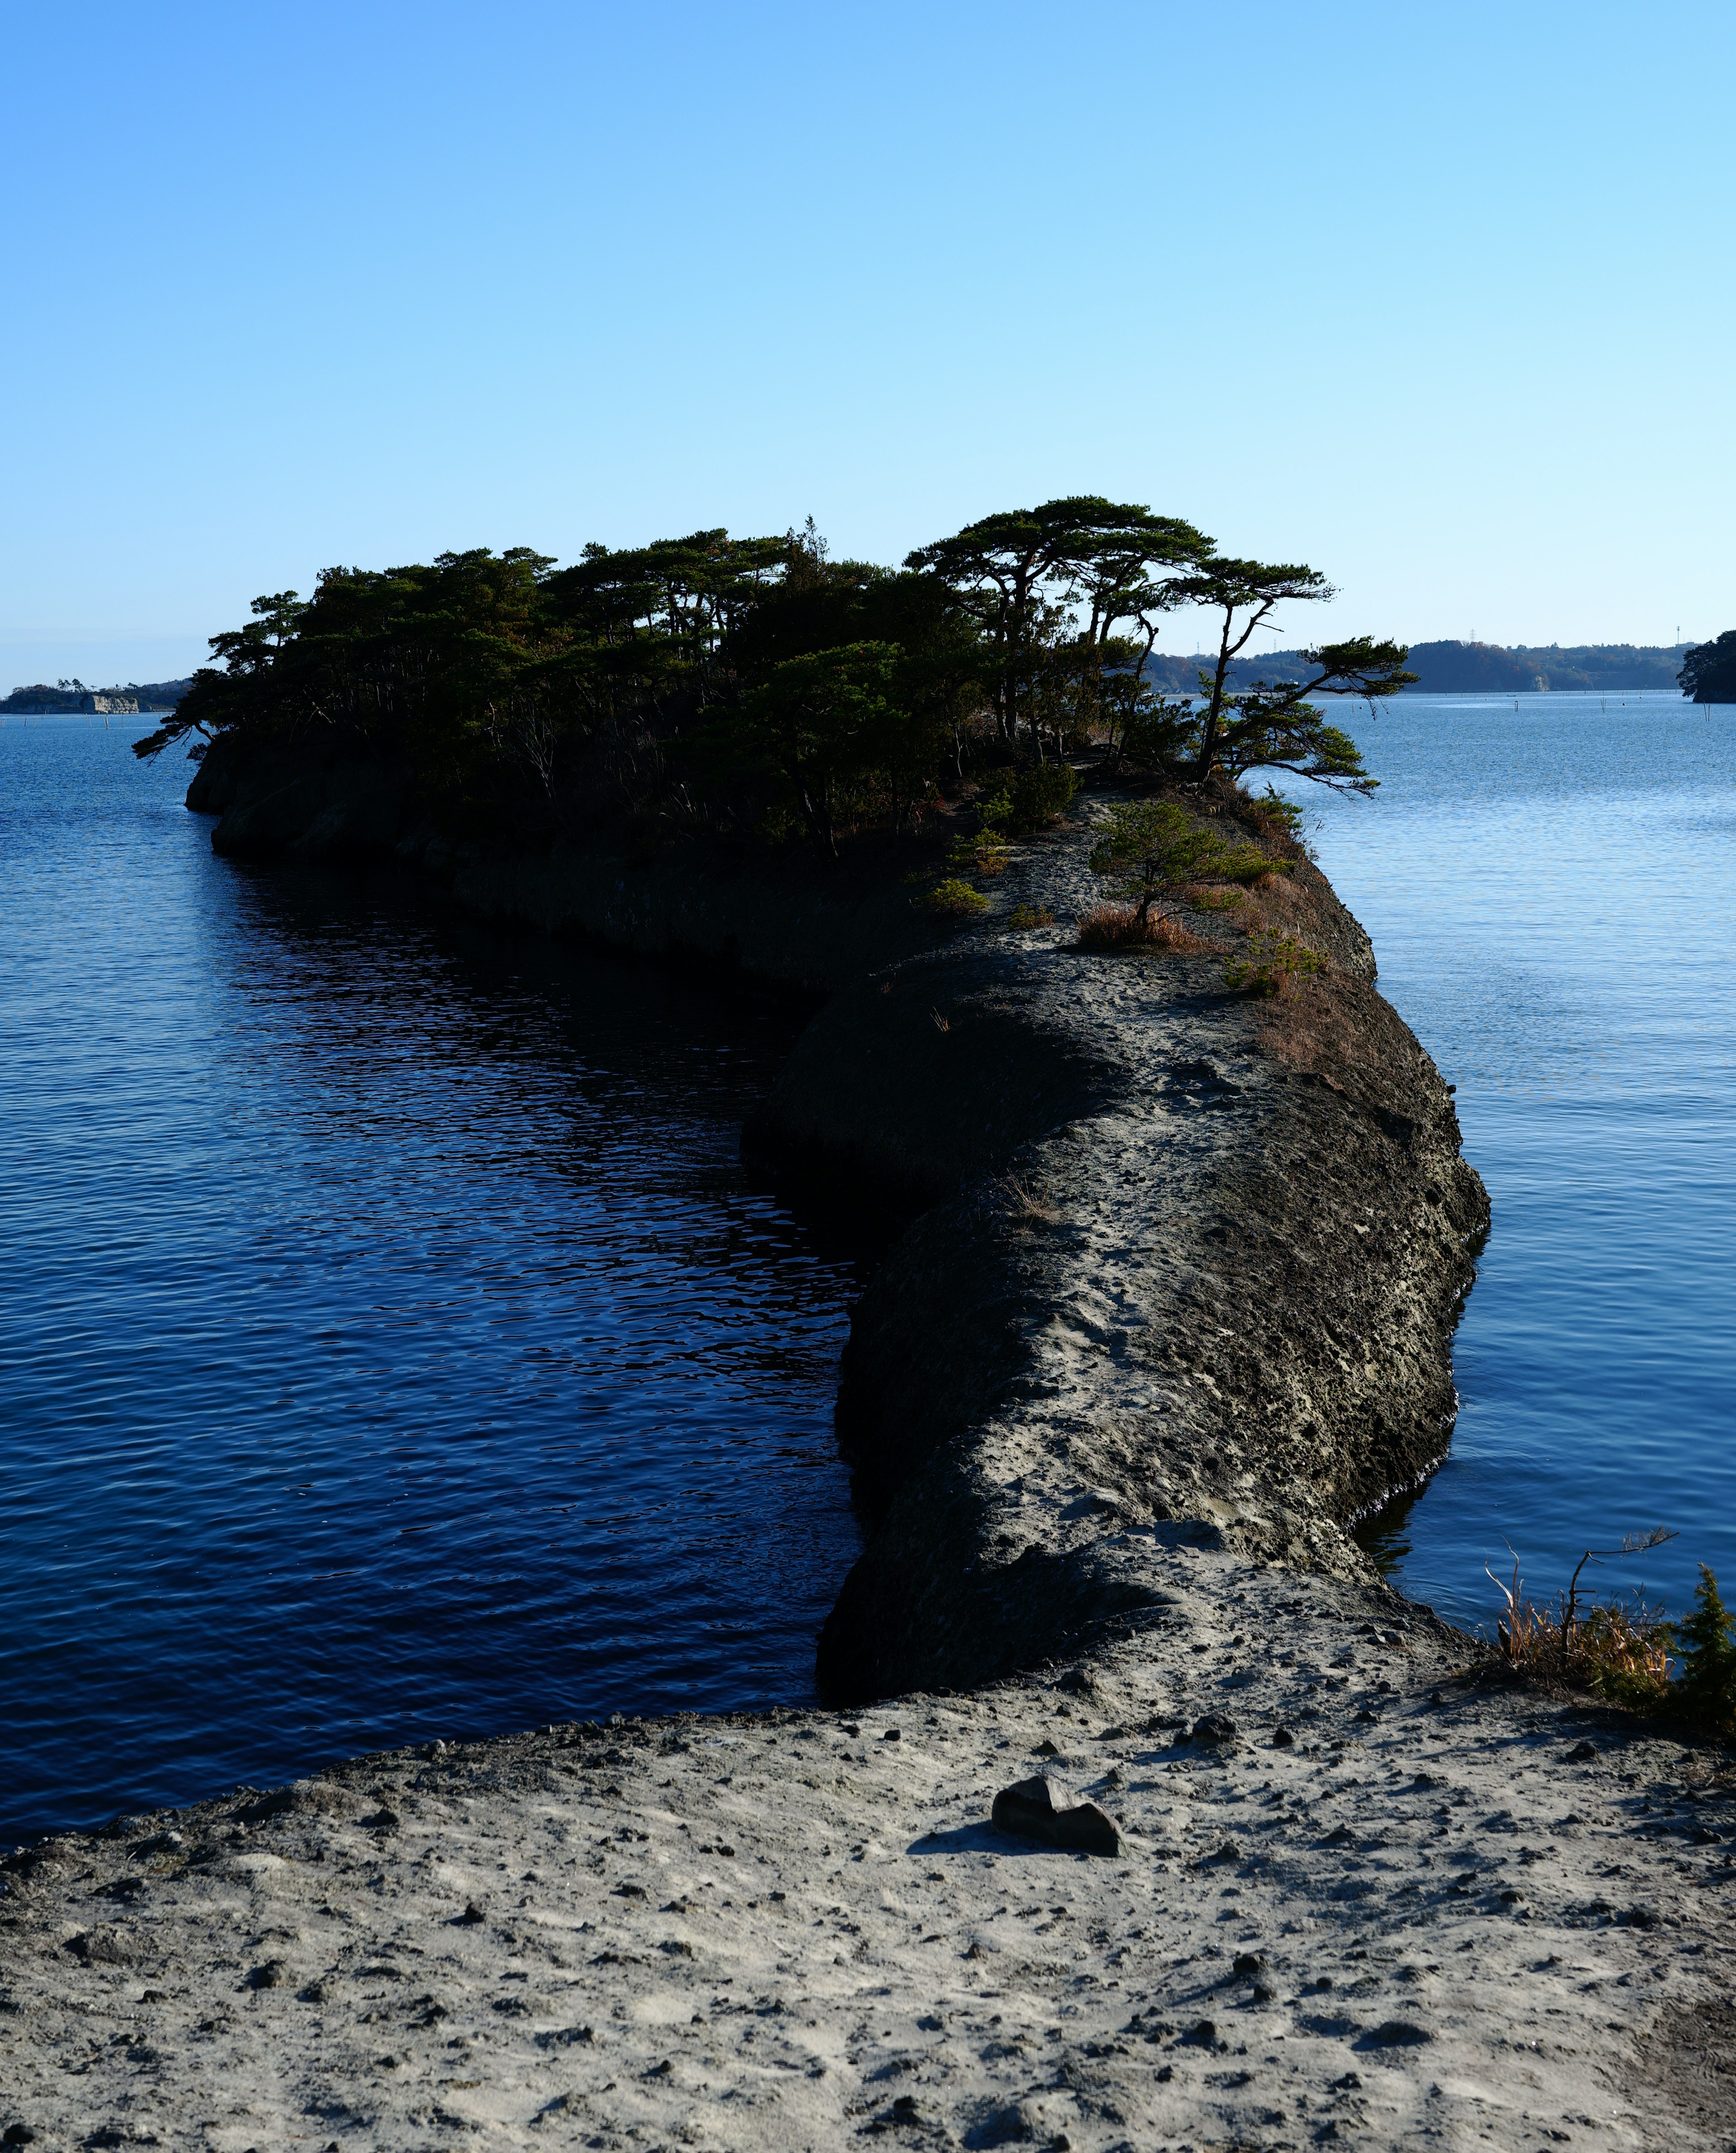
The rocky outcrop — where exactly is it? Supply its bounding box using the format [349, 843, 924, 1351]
[184, 735, 1488, 1703]
[744, 831, 1485, 1700]
[0, 688, 139, 714]
[188, 734, 408, 868]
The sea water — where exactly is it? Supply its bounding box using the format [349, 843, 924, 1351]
[1267, 691, 1736, 1634]
[7, 697, 1731, 1840]
[0, 722, 863, 1841]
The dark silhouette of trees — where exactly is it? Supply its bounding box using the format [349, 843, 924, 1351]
[904, 499, 1210, 757]
[1679, 631, 1736, 704]
[132, 502, 1410, 852]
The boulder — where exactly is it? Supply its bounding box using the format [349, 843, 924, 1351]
[990, 1774, 1120, 1856]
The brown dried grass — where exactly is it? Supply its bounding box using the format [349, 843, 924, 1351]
[1487, 1549, 1674, 1709]
[1076, 903, 1208, 954]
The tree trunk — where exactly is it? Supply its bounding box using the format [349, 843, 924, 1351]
[1193, 609, 1236, 783]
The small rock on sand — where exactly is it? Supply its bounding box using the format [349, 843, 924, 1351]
[990, 1774, 1120, 1856]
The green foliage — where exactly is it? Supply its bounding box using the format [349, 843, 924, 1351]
[130, 504, 1400, 848]
[981, 762, 1077, 836]
[905, 498, 1211, 753]
[1115, 685, 1199, 770]
[689, 642, 900, 859]
[1008, 902, 1053, 929]
[1164, 550, 1412, 793]
[1680, 631, 1736, 704]
[924, 877, 989, 917]
[1088, 800, 1281, 925]
[948, 831, 1010, 876]
[1671, 1566, 1736, 1733]
[132, 549, 582, 812]
[1249, 785, 1307, 844]
[1224, 930, 1326, 996]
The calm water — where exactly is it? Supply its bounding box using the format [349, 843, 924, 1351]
[8, 698, 1731, 1838]
[0, 721, 863, 1843]
[1270, 692, 1736, 1635]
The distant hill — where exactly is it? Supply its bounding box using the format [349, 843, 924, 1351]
[1145, 642, 1689, 695]
[0, 678, 193, 715]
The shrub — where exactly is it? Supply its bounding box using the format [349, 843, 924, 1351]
[1243, 784, 1308, 849]
[1224, 929, 1326, 996]
[1008, 902, 1054, 929]
[1672, 1566, 1736, 1734]
[924, 877, 988, 917]
[1090, 799, 1286, 932]
[1487, 1549, 1674, 1710]
[948, 832, 1011, 876]
[1076, 902, 1207, 954]
[981, 762, 1077, 836]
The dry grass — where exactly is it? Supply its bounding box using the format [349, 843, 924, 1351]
[1076, 903, 1208, 954]
[1487, 1550, 1675, 1709]
[1001, 1174, 1061, 1226]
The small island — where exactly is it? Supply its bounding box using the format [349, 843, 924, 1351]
[0, 677, 189, 716]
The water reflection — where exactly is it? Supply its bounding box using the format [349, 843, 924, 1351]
[0, 727, 865, 1840]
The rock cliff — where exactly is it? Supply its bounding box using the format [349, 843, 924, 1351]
[183, 731, 1488, 1706]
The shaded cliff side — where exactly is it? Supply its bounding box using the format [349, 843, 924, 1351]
[184, 732, 1489, 1701]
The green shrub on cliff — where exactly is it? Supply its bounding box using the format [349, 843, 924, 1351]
[1088, 800, 1280, 931]
[947, 831, 1010, 876]
[1223, 929, 1326, 996]
[924, 878, 989, 917]
[981, 763, 1077, 836]
[1672, 1566, 1736, 1734]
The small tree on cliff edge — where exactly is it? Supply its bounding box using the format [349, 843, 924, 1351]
[1673, 1565, 1736, 1734]
[1165, 557, 1415, 793]
[1088, 800, 1282, 927]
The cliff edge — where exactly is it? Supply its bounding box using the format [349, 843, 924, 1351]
[186, 734, 1488, 1702]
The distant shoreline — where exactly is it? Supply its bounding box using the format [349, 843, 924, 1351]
[1146, 637, 1690, 698]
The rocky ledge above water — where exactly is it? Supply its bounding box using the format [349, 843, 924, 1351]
[187, 730, 1489, 1703]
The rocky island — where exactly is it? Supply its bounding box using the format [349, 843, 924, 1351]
[6, 519, 1732, 2148]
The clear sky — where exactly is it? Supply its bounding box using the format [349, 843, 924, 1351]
[3, 0, 1731, 689]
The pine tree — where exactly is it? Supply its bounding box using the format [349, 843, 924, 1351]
[1673, 1566, 1736, 1733]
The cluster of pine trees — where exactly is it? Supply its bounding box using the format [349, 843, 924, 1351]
[135, 500, 1413, 855]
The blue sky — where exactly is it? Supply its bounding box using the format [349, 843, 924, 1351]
[3, 0, 1731, 688]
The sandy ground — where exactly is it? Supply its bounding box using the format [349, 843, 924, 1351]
[5, 1548, 1732, 2152]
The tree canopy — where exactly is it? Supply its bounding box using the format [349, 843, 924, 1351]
[1679, 631, 1736, 704]
[135, 503, 1408, 855]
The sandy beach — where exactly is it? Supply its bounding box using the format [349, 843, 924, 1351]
[6, 1546, 1732, 2150]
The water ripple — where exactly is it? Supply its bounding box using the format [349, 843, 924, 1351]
[0, 724, 864, 1841]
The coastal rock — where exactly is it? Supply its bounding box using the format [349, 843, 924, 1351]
[185, 738, 1489, 1704]
[990, 1773, 1121, 1856]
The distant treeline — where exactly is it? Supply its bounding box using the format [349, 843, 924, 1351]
[1146, 641, 1692, 696]
[1, 678, 192, 714]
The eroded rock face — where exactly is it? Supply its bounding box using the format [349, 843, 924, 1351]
[184, 742, 1487, 1704]
[745, 807, 1487, 1701]
[469, 793, 1487, 1704]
